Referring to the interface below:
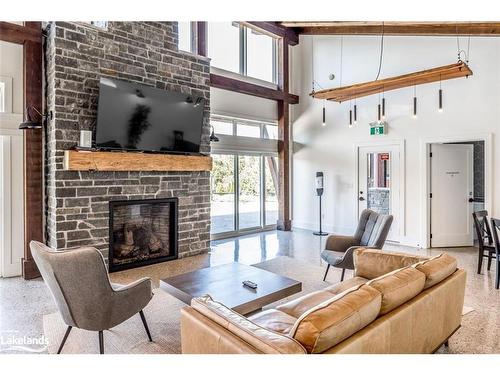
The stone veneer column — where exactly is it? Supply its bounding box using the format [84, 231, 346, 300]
[45, 22, 211, 259]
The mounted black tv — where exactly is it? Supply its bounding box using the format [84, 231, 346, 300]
[95, 77, 205, 154]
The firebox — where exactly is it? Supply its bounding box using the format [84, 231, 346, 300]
[108, 198, 178, 272]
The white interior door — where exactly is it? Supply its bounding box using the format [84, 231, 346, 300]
[430, 144, 473, 247]
[358, 144, 400, 241]
[0, 132, 24, 277]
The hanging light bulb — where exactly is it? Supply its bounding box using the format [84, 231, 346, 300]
[349, 99, 353, 128]
[413, 85, 418, 119]
[322, 100, 326, 126]
[382, 88, 386, 119]
[377, 93, 381, 122]
[438, 76, 443, 113]
[354, 98, 358, 124]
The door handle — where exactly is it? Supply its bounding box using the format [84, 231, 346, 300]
[359, 197, 365, 201]
[468, 198, 475, 203]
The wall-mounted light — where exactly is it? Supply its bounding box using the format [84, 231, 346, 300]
[19, 107, 52, 130]
[209, 126, 219, 142]
[413, 85, 418, 119]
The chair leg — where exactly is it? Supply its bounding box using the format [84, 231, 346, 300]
[323, 264, 331, 282]
[139, 310, 153, 342]
[477, 248, 483, 274]
[98, 331, 104, 354]
[488, 250, 493, 271]
[340, 268, 346, 282]
[57, 326, 72, 354]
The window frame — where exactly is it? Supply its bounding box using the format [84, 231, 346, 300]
[208, 23, 278, 84]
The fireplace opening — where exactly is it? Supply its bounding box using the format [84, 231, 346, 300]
[108, 198, 178, 272]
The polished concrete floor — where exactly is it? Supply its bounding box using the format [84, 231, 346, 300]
[0, 228, 497, 354]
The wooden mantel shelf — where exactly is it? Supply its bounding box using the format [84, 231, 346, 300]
[64, 150, 212, 172]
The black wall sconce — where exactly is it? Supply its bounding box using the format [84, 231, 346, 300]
[19, 107, 52, 130]
[209, 126, 219, 142]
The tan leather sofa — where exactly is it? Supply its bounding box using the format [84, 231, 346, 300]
[180, 249, 466, 354]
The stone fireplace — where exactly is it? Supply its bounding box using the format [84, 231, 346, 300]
[44, 22, 211, 262]
[109, 198, 178, 272]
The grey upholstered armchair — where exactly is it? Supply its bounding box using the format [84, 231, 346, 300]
[30, 241, 153, 354]
[321, 209, 393, 282]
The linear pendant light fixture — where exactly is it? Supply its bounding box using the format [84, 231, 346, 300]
[310, 62, 472, 102]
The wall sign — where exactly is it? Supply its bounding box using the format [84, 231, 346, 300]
[369, 121, 387, 136]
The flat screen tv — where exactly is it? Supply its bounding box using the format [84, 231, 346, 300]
[95, 77, 205, 154]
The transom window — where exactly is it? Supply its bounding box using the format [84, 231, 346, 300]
[211, 116, 278, 140]
[208, 22, 278, 83]
[178, 21, 194, 53]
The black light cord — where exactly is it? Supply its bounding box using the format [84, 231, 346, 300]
[375, 22, 385, 81]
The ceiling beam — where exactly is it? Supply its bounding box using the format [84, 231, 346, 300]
[210, 73, 299, 104]
[0, 21, 42, 44]
[242, 22, 299, 45]
[280, 22, 500, 36]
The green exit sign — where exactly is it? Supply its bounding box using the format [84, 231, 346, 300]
[369, 121, 387, 135]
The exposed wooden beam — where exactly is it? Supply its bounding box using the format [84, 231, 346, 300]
[64, 150, 212, 172]
[0, 21, 42, 44]
[210, 73, 299, 104]
[312, 62, 472, 102]
[280, 22, 500, 36]
[242, 22, 299, 45]
[277, 38, 291, 231]
[196, 21, 207, 56]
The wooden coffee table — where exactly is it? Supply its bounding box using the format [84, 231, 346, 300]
[159, 262, 302, 315]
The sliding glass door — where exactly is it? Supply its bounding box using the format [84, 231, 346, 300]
[211, 154, 236, 234]
[211, 153, 278, 238]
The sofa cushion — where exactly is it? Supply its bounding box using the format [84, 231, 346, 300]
[289, 285, 382, 353]
[191, 295, 306, 354]
[413, 253, 457, 289]
[276, 291, 336, 318]
[248, 309, 296, 335]
[354, 248, 428, 279]
[323, 276, 369, 294]
[366, 267, 426, 315]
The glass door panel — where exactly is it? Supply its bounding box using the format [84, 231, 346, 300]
[366, 152, 391, 215]
[358, 145, 400, 241]
[211, 154, 235, 234]
[238, 155, 261, 229]
[264, 156, 278, 225]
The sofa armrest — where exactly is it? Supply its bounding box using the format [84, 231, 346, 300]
[354, 248, 429, 279]
[333, 246, 378, 270]
[325, 235, 359, 253]
[188, 295, 306, 354]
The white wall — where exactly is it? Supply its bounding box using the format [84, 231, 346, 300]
[290, 35, 499, 247]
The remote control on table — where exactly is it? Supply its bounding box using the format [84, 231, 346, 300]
[242, 280, 258, 289]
